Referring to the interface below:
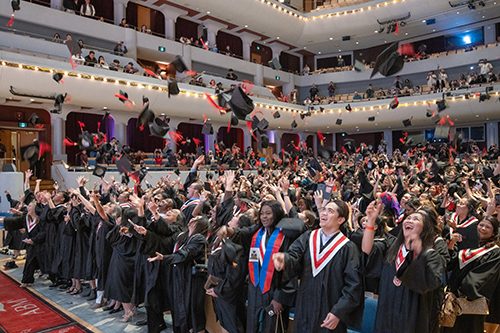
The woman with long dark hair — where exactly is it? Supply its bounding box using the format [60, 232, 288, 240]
[362, 201, 446, 333]
[449, 197, 479, 250]
[444, 215, 500, 333]
[273, 199, 364, 332]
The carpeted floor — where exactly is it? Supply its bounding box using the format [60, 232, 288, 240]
[0, 254, 172, 333]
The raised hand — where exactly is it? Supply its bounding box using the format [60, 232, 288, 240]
[25, 169, 33, 179]
[272, 253, 285, 271]
[133, 224, 147, 236]
[314, 190, 324, 209]
[225, 170, 235, 190]
[365, 200, 383, 225]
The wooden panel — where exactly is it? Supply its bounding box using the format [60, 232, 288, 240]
[137, 5, 151, 32]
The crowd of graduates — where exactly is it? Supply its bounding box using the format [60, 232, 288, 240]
[3, 140, 500, 333]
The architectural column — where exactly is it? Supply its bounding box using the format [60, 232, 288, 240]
[243, 128, 253, 150]
[51, 115, 65, 161]
[484, 24, 497, 45]
[161, 7, 187, 41]
[240, 33, 259, 61]
[331, 133, 337, 152]
[181, 44, 193, 74]
[113, 0, 127, 25]
[167, 119, 180, 153]
[204, 124, 219, 154]
[282, 73, 295, 96]
[383, 129, 393, 157]
[486, 121, 499, 147]
[50, 0, 62, 10]
[268, 42, 288, 62]
[124, 27, 137, 59]
[203, 20, 228, 48]
[254, 64, 264, 86]
[114, 121, 127, 145]
[268, 130, 281, 153]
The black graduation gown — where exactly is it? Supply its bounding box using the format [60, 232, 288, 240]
[44, 205, 65, 276]
[35, 204, 50, 274]
[70, 205, 91, 279]
[166, 232, 207, 333]
[207, 238, 246, 333]
[104, 224, 138, 303]
[452, 214, 479, 251]
[374, 248, 446, 333]
[4, 215, 46, 283]
[84, 213, 99, 280]
[94, 215, 114, 291]
[49, 205, 74, 279]
[444, 245, 500, 333]
[349, 230, 396, 294]
[243, 227, 297, 333]
[283, 230, 364, 333]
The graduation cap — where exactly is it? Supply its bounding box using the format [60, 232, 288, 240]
[116, 155, 133, 174]
[228, 86, 254, 120]
[291, 120, 297, 129]
[368, 116, 375, 122]
[276, 218, 305, 238]
[137, 105, 155, 130]
[168, 80, 180, 97]
[479, 93, 490, 102]
[344, 138, 356, 154]
[11, 0, 20, 11]
[66, 40, 81, 56]
[142, 96, 149, 105]
[273, 111, 281, 119]
[21, 143, 39, 161]
[252, 117, 269, 132]
[92, 165, 107, 178]
[171, 55, 188, 73]
[354, 59, 364, 72]
[389, 96, 399, 109]
[230, 113, 239, 127]
[100, 142, 112, 153]
[436, 99, 447, 112]
[115, 90, 129, 103]
[336, 118, 343, 125]
[318, 146, 331, 159]
[52, 93, 66, 113]
[260, 133, 269, 149]
[370, 42, 404, 78]
[28, 113, 42, 126]
[130, 169, 147, 183]
[149, 117, 170, 138]
[174, 169, 180, 176]
[52, 73, 64, 83]
[434, 126, 450, 139]
[78, 131, 94, 150]
[345, 104, 352, 112]
[202, 122, 214, 135]
[402, 118, 412, 127]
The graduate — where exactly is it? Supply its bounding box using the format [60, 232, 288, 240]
[449, 197, 480, 250]
[4, 201, 46, 287]
[148, 215, 210, 333]
[273, 199, 364, 332]
[362, 200, 446, 333]
[444, 215, 500, 333]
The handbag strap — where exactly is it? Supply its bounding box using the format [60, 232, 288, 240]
[275, 312, 285, 333]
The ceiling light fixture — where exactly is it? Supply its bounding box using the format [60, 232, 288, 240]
[329, 37, 333, 40]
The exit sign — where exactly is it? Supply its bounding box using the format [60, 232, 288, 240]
[158, 46, 166, 52]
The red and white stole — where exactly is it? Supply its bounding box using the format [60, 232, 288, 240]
[395, 244, 410, 272]
[26, 215, 38, 233]
[458, 245, 499, 269]
[451, 212, 478, 229]
[309, 229, 349, 277]
[173, 232, 188, 253]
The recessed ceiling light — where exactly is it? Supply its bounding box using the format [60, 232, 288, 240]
[374, 30, 379, 33]
[457, 11, 460, 14]
[329, 37, 333, 40]
[318, 51, 322, 54]
[432, 29, 436, 32]
[276, 36, 280, 39]
[303, 46, 307, 49]
[475, 114, 479, 118]
[206, 11, 210, 14]
[355, 41, 359, 44]
[422, 19, 426, 23]
[482, 16, 485, 18]
[384, 40, 387, 43]
[405, 32, 408, 35]
[244, 25, 248, 28]
[338, 49, 342, 52]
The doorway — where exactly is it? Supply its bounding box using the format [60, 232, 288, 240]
[0, 128, 39, 172]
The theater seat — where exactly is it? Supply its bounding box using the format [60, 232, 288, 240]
[348, 295, 378, 333]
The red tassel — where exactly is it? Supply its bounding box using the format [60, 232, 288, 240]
[399, 138, 406, 144]
[200, 38, 209, 50]
[77, 121, 85, 131]
[317, 131, 325, 143]
[204, 93, 227, 113]
[97, 121, 101, 132]
[64, 138, 77, 146]
[398, 43, 415, 57]
[7, 14, 15, 27]
[246, 121, 257, 140]
[169, 131, 184, 143]
[227, 118, 231, 133]
[438, 117, 447, 126]
[144, 68, 158, 78]
[69, 57, 77, 70]
[203, 114, 208, 123]
[214, 143, 220, 153]
[139, 124, 145, 132]
[341, 146, 347, 154]
[186, 70, 198, 76]
[193, 138, 201, 147]
[447, 115, 454, 126]
[394, 22, 399, 35]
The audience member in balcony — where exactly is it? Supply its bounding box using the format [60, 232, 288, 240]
[302, 64, 310, 75]
[97, 56, 109, 69]
[63, 0, 80, 13]
[114, 41, 128, 56]
[226, 69, 238, 81]
[309, 84, 319, 99]
[487, 71, 497, 83]
[80, 0, 95, 17]
[353, 91, 363, 101]
[140, 25, 148, 33]
[478, 59, 493, 77]
[119, 18, 129, 28]
[393, 76, 403, 90]
[77, 150, 88, 167]
[365, 84, 375, 99]
[84, 51, 97, 67]
[208, 79, 216, 89]
[375, 88, 386, 99]
[109, 59, 121, 71]
[403, 78, 413, 89]
[328, 81, 336, 97]
[337, 55, 345, 67]
[72, 53, 85, 65]
[154, 149, 163, 166]
[427, 71, 438, 92]
[224, 45, 232, 56]
[303, 97, 312, 106]
[52, 33, 62, 43]
[124, 62, 139, 75]
[290, 88, 298, 103]
[438, 68, 449, 92]
[78, 39, 85, 50]
[179, 36, 190, 44]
